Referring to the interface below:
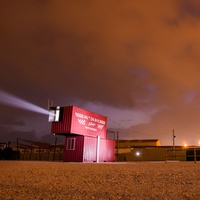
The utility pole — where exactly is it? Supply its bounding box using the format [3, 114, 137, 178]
[53, 137, 57, 162]
[173, 130, 175, 149]
[173, 130, 176, 160]
[117, 131, 119, 156]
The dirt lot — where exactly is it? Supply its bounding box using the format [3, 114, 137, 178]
[0, 161, 200, 200]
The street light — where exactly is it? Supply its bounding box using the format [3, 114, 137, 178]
[184, 143, 187, 147]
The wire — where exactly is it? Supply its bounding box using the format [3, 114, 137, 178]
[108, 117, 172, 137]
[107, 118, 125, 129]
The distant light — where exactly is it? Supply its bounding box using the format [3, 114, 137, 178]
[184, 144, 187, 147]
[135, 151, 140, 156]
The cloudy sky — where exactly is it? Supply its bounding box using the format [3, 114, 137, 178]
[1, 0, 200, 146]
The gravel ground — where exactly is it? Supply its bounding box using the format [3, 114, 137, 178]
[0, 161, 200, 200]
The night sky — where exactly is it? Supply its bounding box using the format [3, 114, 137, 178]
[1, 0, 200, 146]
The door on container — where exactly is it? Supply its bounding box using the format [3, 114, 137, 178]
[64, 135, 84, 162]
[83, 136, 97, 162]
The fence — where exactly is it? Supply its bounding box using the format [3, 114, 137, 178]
[165, 148, 200, 163]
[116, 147, 200, 163]
[17, 146, 64, 161]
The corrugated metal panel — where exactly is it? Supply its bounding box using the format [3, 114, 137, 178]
[71, 106, 107, 138]
[83, 136, 97, 162]
[99, 139, 115, 162]
[83, 136, 115, 162]
[63, 135, 115, 162]
[51, 106, 73, 134]
[64, 135, 84, 162]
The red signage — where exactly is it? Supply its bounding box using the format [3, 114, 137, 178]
[70, 106, 107, 138]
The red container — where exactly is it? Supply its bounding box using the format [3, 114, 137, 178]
[64, 135, 84, 162]
[99, 138, 116, 162]
[51, 105, 115, 162]
[51, 106, 107, 139]
[51, 106, 72, 133]
[64, 135, 115, 162]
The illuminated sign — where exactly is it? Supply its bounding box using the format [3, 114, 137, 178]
[71, 106, 107, 138]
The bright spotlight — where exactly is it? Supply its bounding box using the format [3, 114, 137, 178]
[48, 106, 63, 122]
[135, 151, 140, 157]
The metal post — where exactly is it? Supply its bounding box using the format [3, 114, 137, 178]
[53, 137, 57, 162]
[16, 138, 19, 160]
[117, 131, 119, 156]
[96, 135, 100, 163]
[17, 138, 19, 152]
[39, 146, 41, 161]
[29, 148, 32, 160]
[165, 148, 167, 164]
[194, 148, 197, 164]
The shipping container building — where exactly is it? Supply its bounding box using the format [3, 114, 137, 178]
[64, 135, 115, 162]
[49, 105, 115, 162]
[50, 105, 107, 139]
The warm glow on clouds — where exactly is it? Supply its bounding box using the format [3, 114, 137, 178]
[1, 0, 200, 145]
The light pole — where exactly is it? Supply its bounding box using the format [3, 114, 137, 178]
[117, 131, 119, 156]
[173, 130, 176, 160]
[173, 130, 175, 149]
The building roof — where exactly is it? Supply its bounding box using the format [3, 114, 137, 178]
[118, 139, 160, 143]
[117, 139, 161, 147]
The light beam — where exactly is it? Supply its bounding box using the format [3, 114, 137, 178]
[0, 90, 50, 115]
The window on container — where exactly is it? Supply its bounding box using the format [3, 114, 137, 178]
[66, 138, 75, 150]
